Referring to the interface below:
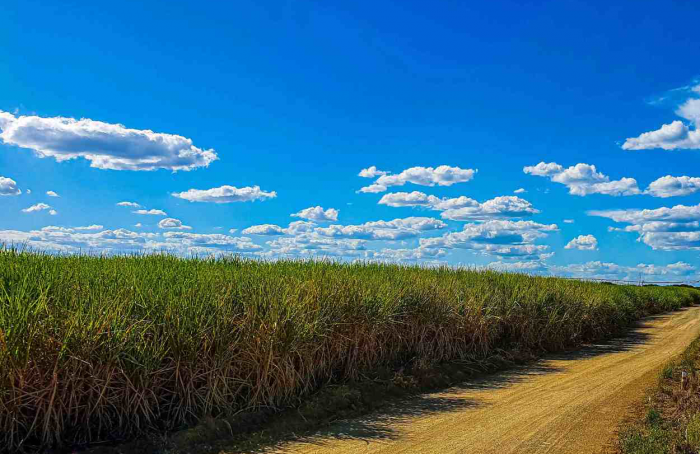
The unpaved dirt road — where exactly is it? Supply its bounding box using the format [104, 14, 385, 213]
[273, 306, 700, 454]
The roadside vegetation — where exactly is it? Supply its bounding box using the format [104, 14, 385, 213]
[618, 335, 700, 454]
[1, 248, 699, 452]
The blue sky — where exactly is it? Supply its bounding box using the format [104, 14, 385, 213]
[2, 0, 700, 282]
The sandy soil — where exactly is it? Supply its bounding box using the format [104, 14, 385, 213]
[271, 306, 700, 454]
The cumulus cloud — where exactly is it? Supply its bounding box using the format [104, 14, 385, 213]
[370, 247, 448, 263]
[356, 184, 388, 194]
[589, 204, 700, 225]
[263, 235, 367, 259]
[0, 110, 217, 171]
[622, 121, 700, 150]
[589, 203, 700, 250]
[241, 221, 317, 239]
[0, 227, 159, 253]
[134, 209, 167, 216]
[158, 218, 192, 230]
[623, 84, 700, 150]
[378, 191, 475, 209]
[420, 220, 558, 260]
[441, 196, 540, 221]
[285, 221, 317, 235]
[160, 232, 259, 249]
[359, 165, 477, 193]
[514, 188, 526, 194]
[0, 176, 21, 196]
[315, 217, 447, 241]
[0, 225, 265, 256]
[37, 225, 104, 233]
[358, 166, 388, 178]
[523, 162, 640, 196]
[551, 261, 697, 281]
[291, 206, 339, 222]
[487, 260, 549, 273]
[117, 201, 142, 208]
[488, 259, 697, 281]
[172, 185, 276, 203]
[377, 191, 539, 220]
[46, 191, 59, 197]
[565, 234, 598, 250]
[74, 225, 103, 230]
[242, 224, 286, 235]
[22, 203, 52, 213]
[645, 176, 700, 198]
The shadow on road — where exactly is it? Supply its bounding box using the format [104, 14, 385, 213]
[257, 311, 671, 453]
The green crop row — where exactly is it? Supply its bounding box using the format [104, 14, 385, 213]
[1, 248, 698, 452]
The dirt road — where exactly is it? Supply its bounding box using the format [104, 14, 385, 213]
[273, 306, 700, 454]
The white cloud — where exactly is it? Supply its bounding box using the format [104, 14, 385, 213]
[623, 121, 700, 150]
[623, 84, 700, 150]
[0, 176, 21, 196]
[359, 166, 388, 178]
[172, 185, 276, 203]
[565, 234, 598, 251]
[589, 203, 700, 250]
[134, 223, 142, 228]
[0, 111, 14, 130]
[370, 247, 448, 262]
[0, 225, 265, 256]
[0, 110, 217, 171]
[356, 184, 388, 194]
[49, 210, 58, 216]
[22, 203, 52, 213]
[291, 206, 339, 222]
[242, 224, 286, 235]
[158, 218, 192, 230]
[0, 227, 159, 253]
[378, 191, 435, 207]
[645, 175, 700, 198]
[524, 162, 640, 196]
[74, 225, 103, 230]
[551, 261, 697, 281]
[286, 221, 317, 235]
[378, 191, 477, 210]
[37, 225, 103, 233]
[46, 191, 59, 197]
[441, 196, 540, 221]
[563, 219, 575, 224]
[487, 260, 548, 273]
[377, 191, 539, 220]
[134, 209, 167, 216]
[523, 162, 564, 177]
[589, 204, 700, 225]
[314, 217, 446, 241]
[161, 232, 261, 251]
[487, 259, 698, 281]
[264, 235, 367, 259]
[514, 188, 526, 194]
[359, 165, 477, 193]
[117, 201, 142, 208]
[420, 220, 558, 260]
[481, 244, 552, 260]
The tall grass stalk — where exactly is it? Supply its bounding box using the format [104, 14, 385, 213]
[1, 248, 698, 451]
